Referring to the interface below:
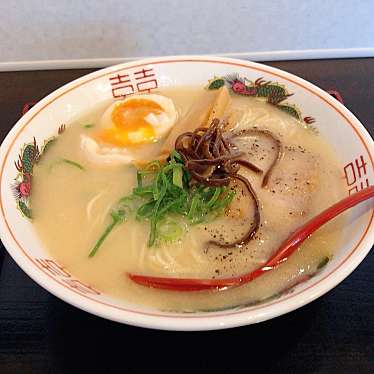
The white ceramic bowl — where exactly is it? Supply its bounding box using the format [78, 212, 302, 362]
[0, 56, 373, 331]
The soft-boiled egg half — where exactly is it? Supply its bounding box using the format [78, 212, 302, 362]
[80, 94, 178, 165]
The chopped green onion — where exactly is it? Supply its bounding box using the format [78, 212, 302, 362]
[206, 187, 222, 208]
[136, 200, 156, 220]
[148, 216, 157, 247]
[89, 151, 235, 256]
[157, 219, 184, 242]
[172, 165, 183, 188]
[83, 124, 95, 128]
[49, 158, 85, 172]
[89, 211, 126, 257]
[188, 195, 200, 222]
[317, 256, 330, 269]
[61, 159, 85, 170]
[137, 171, 143, 187]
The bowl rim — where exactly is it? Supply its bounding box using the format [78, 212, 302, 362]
[0, 55, 373, 331]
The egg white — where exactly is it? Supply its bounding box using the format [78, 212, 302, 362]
[80, 134, 134, 166]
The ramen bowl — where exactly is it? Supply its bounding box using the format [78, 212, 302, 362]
[0, 56, 373, 330]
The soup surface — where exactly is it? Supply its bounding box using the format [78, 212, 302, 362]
[32, 86, 346, 311]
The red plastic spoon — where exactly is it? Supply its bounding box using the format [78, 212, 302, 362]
[128, 186, 374, 291]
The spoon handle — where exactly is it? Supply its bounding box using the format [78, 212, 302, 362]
[267, 185, 374, 267]
[128, 186, 374, 291]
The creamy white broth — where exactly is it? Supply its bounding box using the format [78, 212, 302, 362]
[32, 87, 346, 311]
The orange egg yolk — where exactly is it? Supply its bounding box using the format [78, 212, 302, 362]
[98, 99, 163, 146]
